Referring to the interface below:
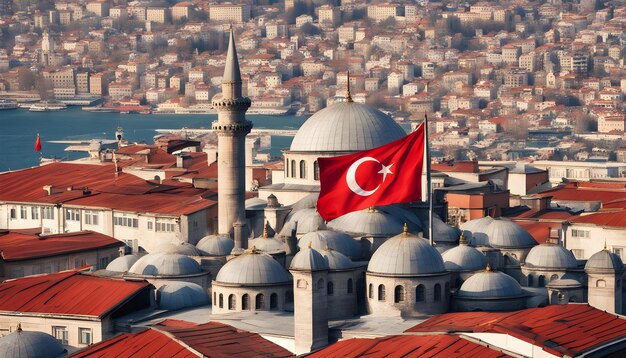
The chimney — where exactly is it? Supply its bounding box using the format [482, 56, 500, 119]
[176, 154, 192, 168]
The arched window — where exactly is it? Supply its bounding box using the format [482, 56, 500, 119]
[219, 293, 223, 308]
[550, 274, 559, 282]
[378, 284, 386, 301]
[538, 275, 545, 287]
[228, 294, 235, 310]
[314, 161, 319, 180]
[213, 292, 216, 303]
[347, 278, 353, 294]
[285, 290, 294, 303]
[528, 274, 534, 287]
[299, 160, 306, 179]
[290, 160, 296, 178]
[255, 293, 264, 309]
[368, 284, 373, 299]
[394, 285, 405, 303]
[270, 293, 278, 309]
[285, 158, 289, 177]
[416, 285, 425, 302]
[317, 278, 325, 291]
[444, 282, 450, 299]
[327, 281, 334, 295]
[242, 294, 249, 310]
[434, 284, 441, 301]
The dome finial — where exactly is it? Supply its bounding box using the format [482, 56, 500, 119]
[345, 71, 353, 103]
[403, 223, 408, 236]
[16, 323, 21, 332]
[459, 232, 467, 244]
[308, 241, 312, 249]
[325, 245, 332, 251]
[604, 239, 608, 251]
[263, 225, 268, 239]
[486, 263, 492, 272]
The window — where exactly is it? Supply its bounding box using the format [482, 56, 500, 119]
[270, 293, 278, 309]
[314, 160, 319, 180]
[369, 284, 373, 299]
[52, 326, 68, 345]
[9, 208, 15, 219]
[597, 279, 606, 288]
[434, 283, 441, 301]
[378, 284, 385, 301]
[445, 282, 450, 298]
[43, 207, 54, 220]
[299, 160, 306, 179]
[99, 257, 109, 269]
[347, 278, 353, 294]
[156, 221, 176, 232]
[394, 285, 405, 303]
[290, 160, 296, 177]
[528, 274, 534, 286]
[285, 158, 289, 177]
[85, 210, 99, 226]
[74, 258, 87, 268]
[613, 248, 623, 259]
[219, 294, 223, 308]
[147, 221, 153, 230]
[242, 294, 249, 310]
[66, 209, 80, 221]
[538, 275, 545, 287]
[114, 216, 139, 228]
[31, 207, 39, 220]
[79, 328, 92, 345]
[327, 282, 334, 295]
[228, 294, 235, 310]
[550, 274, 559, 282]
[416, 285, 425, 302]
[571, 229, 590, 238]
[255, 293, 264, 309]
[20, 206, 27, 219]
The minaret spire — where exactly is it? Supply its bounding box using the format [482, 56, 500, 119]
[222, 28, 242, 100]
[345, 71, 353, 102]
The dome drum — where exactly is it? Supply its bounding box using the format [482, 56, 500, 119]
[326, 270, 359, 319]
[454, 269, 528, 312]
[211, 284, 293, 314]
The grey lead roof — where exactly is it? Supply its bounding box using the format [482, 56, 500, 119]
[368, 233, 446, 276]
[0, 330, 66, 358]
[215, 251, 292, 285]
[457, 270, 524, 299]
[290, 101, 406, 152]
[525, 244, 578, 269]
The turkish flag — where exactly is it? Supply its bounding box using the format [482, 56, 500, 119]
[34, 134, 42, 152]
[317, 123, 425, 221]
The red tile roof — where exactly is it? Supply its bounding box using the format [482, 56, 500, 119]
[537, 182, 626, 205]
[432, 160, 479, 173]
[569, 210, 626, 228]
[308, 335, 510, 358]
[513, 221, 554, 244]
[0, 270, 151, 318]
[406, 305, 626, 357]
[71, 320, 294, 357]
[0, 230, 124, 261]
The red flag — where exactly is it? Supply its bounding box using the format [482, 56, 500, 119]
[34, 134, 42, 152]
[317, 123, 425, 221]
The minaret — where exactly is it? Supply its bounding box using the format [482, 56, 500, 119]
[212, 29, 252, 253]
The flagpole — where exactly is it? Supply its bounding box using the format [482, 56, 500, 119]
[424, 114, 433, 246]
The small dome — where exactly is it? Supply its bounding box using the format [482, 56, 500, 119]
[298, 230, 362, 259]
[154, 241, 201, 256]
[215, 250, 291, 285]
[442, 245, 487, 272]
[482, 218, 537, 248]
[525, 244, 578, 269]
[285, 208, 326, 234]
[585, 249, 624, 272]
[546, 278, 582, 288]
[457, 269, 524, 299]
[0, 329, 66, 358]
[290, 101, 406, 152]
[245, 197, 267, 210]
[460, 216, 494, 246]
[321, 248, 354, 270]
[106, 255, 139, 272]
[368, 232, 446, 276]
[427, 216, 461, 243]
[327, 208, 404, 236]
[129, 253, 202, 276]
[290, 246, 329, 271]
[249, 236, 285, 254]
[157, 282, 210, 310]
[196, 235, 234, 256]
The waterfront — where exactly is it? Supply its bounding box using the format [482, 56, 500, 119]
[0, 108, 308, 172]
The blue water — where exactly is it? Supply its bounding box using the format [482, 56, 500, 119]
[0, 108, 308, 172]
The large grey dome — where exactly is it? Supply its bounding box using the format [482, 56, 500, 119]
[215, 251, 292, 285]
[129, 253, 202, 276]
[460, 216, 493, 246]
[525, 244, 578, 269]
[457, 269, 524, 298]
[285, 208, 326, 234]
[290, 101, 406, 152]
[298, 230, 362, 259]
[424, 216, 461, 243]
[196, 235, 234, 256]
[290, 246, 329, 271]
[368, 232, 446, 276]
[327, 208, 404, 236]
[585, 249, 624, 272]
[154, 241, 201, 256]
[157, 282, 210, 310]
[249, 236, 286, 253]
[321, 247, 354, 270]
[442, 245, 487, 272]
[479, 218, 537, 248]
[106, 255, 139, 272]
[0, 329, 66, 358]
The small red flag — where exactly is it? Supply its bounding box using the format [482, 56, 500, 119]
[34, 134, 42, 152]
[317, 123, 425, 221]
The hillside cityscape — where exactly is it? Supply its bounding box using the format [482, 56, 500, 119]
[1, 0, 626, 357]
